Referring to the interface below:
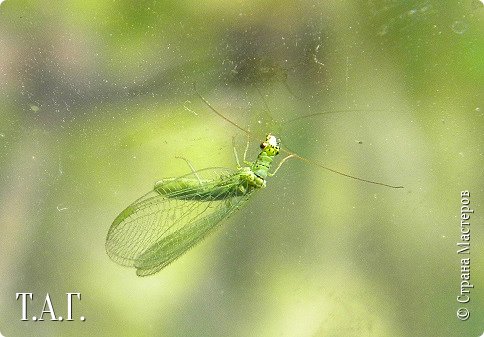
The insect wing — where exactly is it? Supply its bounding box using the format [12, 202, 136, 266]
[106, 168, 254, 276]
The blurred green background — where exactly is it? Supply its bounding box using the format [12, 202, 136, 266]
[0, 0, 483, 336]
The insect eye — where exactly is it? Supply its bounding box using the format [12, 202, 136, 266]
[260, 142, 266, 149]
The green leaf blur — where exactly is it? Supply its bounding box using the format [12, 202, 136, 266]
[0, 0, 482, 336]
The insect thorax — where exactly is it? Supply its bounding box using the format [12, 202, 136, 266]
[239, 166, 266, 189]
[252, 133, 280, 178]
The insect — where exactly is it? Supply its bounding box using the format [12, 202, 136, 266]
[106, 133, 295, 276]
[106, 92, 403, 276]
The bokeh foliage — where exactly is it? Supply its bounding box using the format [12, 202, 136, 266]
[0, 0, 482, 336]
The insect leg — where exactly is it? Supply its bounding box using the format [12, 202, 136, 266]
[243, 126, 250, 163]
[268, 154, 296, 176]
[175, 156, 202, 184]
[232, 135, 241, 168]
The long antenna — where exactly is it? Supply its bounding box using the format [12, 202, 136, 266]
[193, 84, 403, 189]
[282, 148, 403, 188]
[280, 109, 388, 124]
[194, 84, 252, 136]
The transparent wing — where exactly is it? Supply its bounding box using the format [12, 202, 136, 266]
[106, 168, 256, 276]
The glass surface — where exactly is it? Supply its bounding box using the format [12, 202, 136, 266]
[0, 1, 482, 336]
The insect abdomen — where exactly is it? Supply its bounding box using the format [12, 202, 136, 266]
[154, 176, 253, 201]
